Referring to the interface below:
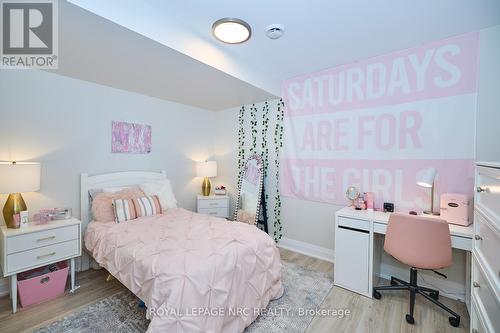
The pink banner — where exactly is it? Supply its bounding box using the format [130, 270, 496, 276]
[282, 32, 479, 117]
[281, 32, 479, 211]
[281, 158, 474, 212]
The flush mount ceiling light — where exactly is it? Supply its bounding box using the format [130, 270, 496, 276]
[212, 18, 251, 44]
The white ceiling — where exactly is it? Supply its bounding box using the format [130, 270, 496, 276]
[64, 0, 500, 109]
[145, 0, 500, 80]
[49, 1, 276, 111]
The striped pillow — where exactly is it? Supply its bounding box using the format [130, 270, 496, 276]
[112, 199, 137, 223]
[133, 195, 161, 218]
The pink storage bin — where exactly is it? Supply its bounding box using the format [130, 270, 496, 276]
[17, 261, 69, 308]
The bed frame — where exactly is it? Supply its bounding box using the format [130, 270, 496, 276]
[79, 170, 167, 271]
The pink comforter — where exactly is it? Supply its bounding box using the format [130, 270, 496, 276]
[84, 208, 283, 332]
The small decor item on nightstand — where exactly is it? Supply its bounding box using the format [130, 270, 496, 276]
[19, 211, 29, 228]
[35, 208, 72, 224]
[214, 185, 226, 195]
[12, 214, 21, 228]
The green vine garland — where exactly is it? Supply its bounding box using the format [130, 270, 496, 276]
[273, 99, 285, 241]
[261, 101, 270, 180]
[249, 103, 258, 154]
[236, 99, 283, 242]
[237, 106, 246, 181]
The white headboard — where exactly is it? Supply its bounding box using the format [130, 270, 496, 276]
[79, 170, 166, 271]
[80, 170, 166, 229]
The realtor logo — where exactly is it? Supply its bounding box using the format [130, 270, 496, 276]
[1, 0, 58, 68]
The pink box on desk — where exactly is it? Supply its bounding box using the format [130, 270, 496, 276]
[440, 193, 471, 226]
[17, 262, 68, 308]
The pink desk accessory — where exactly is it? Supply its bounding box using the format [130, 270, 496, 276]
[439, 193, 471, 226]
[365, 192, 374, 211]
[33, 208, 72, 224]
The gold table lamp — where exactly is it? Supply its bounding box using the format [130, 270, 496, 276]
[0, 162, 41, 228]
[196, 161, 217, 196]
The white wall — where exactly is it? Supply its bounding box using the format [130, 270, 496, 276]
[0, 70, 216, 218]
[0, 70, 216, 293]
[476, 25, 500, 162]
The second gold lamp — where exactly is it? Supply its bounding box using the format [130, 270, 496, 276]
[196, 161, 217, 196]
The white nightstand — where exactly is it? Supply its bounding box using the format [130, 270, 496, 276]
[197, 195, 230, 218]
[0, 218, 82, 313]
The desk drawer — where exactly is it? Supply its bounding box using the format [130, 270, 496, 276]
[476, 165, 500, 228]
[6, 224, 79, 254]
[198, 199, 228, 209]
[470, 298, 488, 333]
[474, 213, 500, 290]
[338, 216, 370, 231]
[472, 255, 500, 332]
[373, 222, 387, 234]
[198, 207, 228, 218]
[6, 240, 80, 274]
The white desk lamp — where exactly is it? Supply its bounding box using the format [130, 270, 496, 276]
[417, 167, 440, 215]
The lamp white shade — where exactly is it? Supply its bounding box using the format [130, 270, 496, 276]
[0, 162, 41, 194]
[417, 167, 437, 188]
[196, 161, 217, 178]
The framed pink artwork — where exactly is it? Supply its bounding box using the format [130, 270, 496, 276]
[111, 121, 152, 154]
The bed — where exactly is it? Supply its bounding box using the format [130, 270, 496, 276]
[81, 171, 284, 333]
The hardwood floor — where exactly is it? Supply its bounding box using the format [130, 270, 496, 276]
[0, 269, 124, 333]
[0, 249, 469, 333]
[280, 248, 470, 333]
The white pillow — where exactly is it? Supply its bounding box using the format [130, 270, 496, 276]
[140, 179, 177, 211]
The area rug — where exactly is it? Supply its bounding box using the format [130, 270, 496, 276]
[35, 261, 334, 333]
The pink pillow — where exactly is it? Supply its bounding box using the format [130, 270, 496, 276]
[92, 187, 145, 222]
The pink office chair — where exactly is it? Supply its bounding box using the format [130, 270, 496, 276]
[372, 213, 461, 327]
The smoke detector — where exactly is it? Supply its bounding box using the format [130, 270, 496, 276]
[265, 24, 284, 40]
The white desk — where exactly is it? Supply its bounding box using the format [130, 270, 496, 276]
[333, 207, 473, 303]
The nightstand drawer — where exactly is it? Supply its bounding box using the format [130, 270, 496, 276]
[6, 239, 80, 274]
[198, 207, 228, 218]
[198, 198, 228, 209]
[6, 224, 79, 254]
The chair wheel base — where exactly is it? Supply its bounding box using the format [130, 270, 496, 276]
[406, 314, 415, 324]
[449, 316, 460, 327]
[429, 291, 439, 300]
[373, 290, 381, 299]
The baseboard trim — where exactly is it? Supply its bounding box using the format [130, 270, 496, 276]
[278, 237, 334, 263]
